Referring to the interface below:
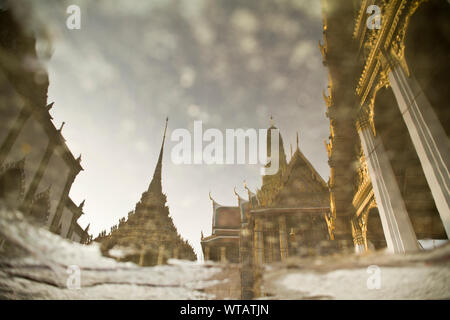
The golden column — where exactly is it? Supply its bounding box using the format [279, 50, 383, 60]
[138, 246, 146, 266]
[204, 246, 210, 261]
[351, 218, 366, 253]
[173, 247, 179, 259]
[157, 245, 165, 265]
[254, 217, 264, 265]
[220, 246, 227, 263]
[278, 215, 288, 260]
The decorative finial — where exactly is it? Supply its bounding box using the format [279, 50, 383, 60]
[76, 154, 82, 162]
[209, 191, 214, 202]
[234, 187, 244, 203]
[201, 231, 204, 240]
[296, 131, 299, 150]
[84, 223, 90, 232]
[58, 122, 65, 132]
[244, 180, 252, 194]
[270, 115, 274, 127]
[79, 199, 85, 210]
[46, 102, 54, 110]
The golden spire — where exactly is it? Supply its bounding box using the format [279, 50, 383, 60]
[163, 117, 168, 139]
[270, 115, 274, 127]
[147, 117, 168, 193]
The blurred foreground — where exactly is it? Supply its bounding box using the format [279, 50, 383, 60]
[1, 206, 448, 300]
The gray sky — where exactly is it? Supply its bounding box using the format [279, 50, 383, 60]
[26, 0, 329, 258]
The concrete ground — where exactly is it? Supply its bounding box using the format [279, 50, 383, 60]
[1, 207, 449, 299]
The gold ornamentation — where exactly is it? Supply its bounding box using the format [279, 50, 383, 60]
[357, 0, 427, 108]
[356, 106, 372, 134]
[353, 0, 369, 40]
[318, 39, 327, 64]
[325, 192, 336, 240]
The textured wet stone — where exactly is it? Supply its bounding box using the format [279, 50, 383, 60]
[0, 208, 222, 299]
[1, 207, 449, 299]
[262, 244, 450, 299]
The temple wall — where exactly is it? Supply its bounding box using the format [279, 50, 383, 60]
[6, 114, 49, 193]
[0, 71, 22, 145]
[40, 147, 72, 225]
[59, 206, 73, 237]
[71, 232, 81, 243]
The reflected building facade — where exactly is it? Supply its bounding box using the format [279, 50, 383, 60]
[202, 121, 333, 298]
[0, 9, 89, 243]
[202, 0, 449, 299]
[321, 0, 449, 253]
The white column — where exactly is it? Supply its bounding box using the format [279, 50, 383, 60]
[357, 112, 419, 253]
[388, 64, 450, 237]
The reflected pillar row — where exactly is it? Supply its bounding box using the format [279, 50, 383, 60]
[388, 57, 450, 237]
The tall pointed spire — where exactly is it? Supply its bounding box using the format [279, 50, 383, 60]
[147, 117, 168, 194]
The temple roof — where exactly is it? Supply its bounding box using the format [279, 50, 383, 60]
[209, 193, 241, 232]
[258, 130, 329, 208]
[214, 207, 241, 230]
[270, 140, 329, 207]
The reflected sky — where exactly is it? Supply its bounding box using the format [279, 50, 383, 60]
[19, 0, 329, 257]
